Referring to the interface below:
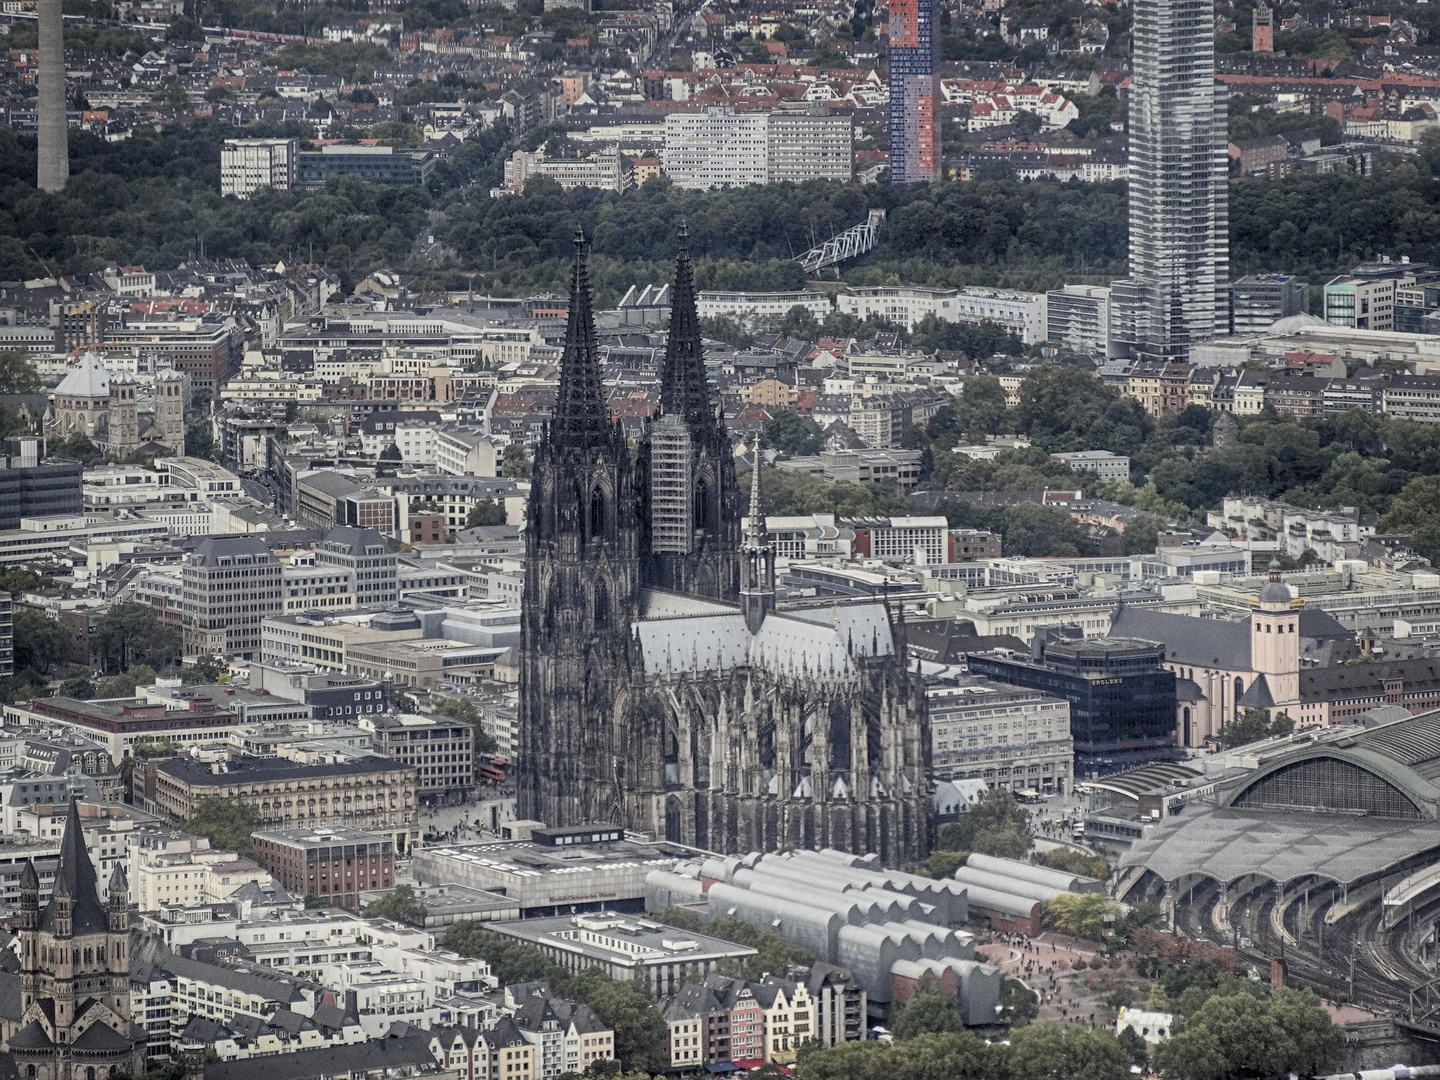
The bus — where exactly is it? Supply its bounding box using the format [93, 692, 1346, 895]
[479, 758, 506, 784]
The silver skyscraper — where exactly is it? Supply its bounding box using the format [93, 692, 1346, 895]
[36, 0, 69, 193]
[1113, 0, 1228, 360]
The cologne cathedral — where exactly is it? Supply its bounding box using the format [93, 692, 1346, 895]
[517, 229, 931, 866]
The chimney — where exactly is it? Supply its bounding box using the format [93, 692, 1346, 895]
[36, 0, 68, 192]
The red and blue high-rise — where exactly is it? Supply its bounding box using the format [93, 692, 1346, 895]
[887, 0, 940, 183]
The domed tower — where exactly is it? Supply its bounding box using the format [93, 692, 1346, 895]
[6, 797, 147, 1080]
[1250, 558, 1302, 707]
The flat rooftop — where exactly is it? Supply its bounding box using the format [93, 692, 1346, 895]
[414, 836, 693, 878]
[485, 913, 757, 967]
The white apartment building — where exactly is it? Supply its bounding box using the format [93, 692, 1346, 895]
[766, 112, 854, 182]
[1049, 450, 1130, 482]
[858, 516, 950, 564]
[436, 428, 497, 477]
[221, 138, 298, 198]
[391, 420, 439, 465]
[696, 290, 831, 322]
[501, 146, 625, 193]
[1046, 284, 1111, 356]
[663, 107, 769, 189]
[837, 285, 1046, 341]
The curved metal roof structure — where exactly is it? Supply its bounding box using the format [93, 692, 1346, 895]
[1119, 808, 1440, 886]
[1122, 709, 1440, 886]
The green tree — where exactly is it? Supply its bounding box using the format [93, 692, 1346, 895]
[936, 787, 1032, 857]
[570, 969, 669, 1075]
[0, 348, 41, 393]
[466, 499, 507, 527]
[1008, 1020, 1130, 1080]
[1003, 978, 1040, 1027]
[917, 849, 967, 879]
[1121, 514, 1166, 555]
[12, 607, 73, 676]
[185, 421, 219, 461]
[891, 986, 965, 1039]
[48, 432, 103, 466]
[797, 1031, 999, 1080]
[1379, 474, 1440, 564]
[95, 663, 157, 699]
[59, 663, 95, 699]
[380, 442, 403, 462]
[762, 411, 824, 456]
[1117, 1027, 1150, 1068]
[501, 442, 530, 479]
[1217, 707, 1293, 749]
[183, 796, 260, 859]
[1153, 989, 1342, 1080]
[952, 377, 1009, 440]
[1040, 848, 1109, 881]
[1043, 893, 1113, 940]
[1001, 502, 1088, 558]
[179, 655, 229, 684]
[910, 315, 1023, 357]
[431, 695, 499, 755]
[92, 602, 181, 672]
[364, 883, 429, 925]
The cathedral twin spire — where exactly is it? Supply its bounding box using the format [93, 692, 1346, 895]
[661, 222, 717, 435]
[553, 229, 609, 448]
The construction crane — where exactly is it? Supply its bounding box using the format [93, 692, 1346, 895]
[795, 209, 885, 275]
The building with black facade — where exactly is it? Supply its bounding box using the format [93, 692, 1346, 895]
[967, 636, 1179, 777]
[0, 437, 82, 529]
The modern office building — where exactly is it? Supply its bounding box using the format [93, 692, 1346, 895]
[221, 138, 299, 198]
[314, 525, 398, 607]
[367, 713, 475, 797]
[0, 589, 11, 678]
[1112, 0, 1228, 359]
[887, 0, 940, 182]
[1230, 274, 1308, 333]
[967, 636, 1179, 776]
[1324, 276, 1396, 331]
[251, 825, 396, 908]
[928, 674, 1075, 794]
[1046, 285, 1111, 356]
[0, 437, 82, 529]
[180, 535, 284, 661]
[295, 145, 436, 189]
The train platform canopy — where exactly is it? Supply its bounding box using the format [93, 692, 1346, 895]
[1120, 808, 1440, 887]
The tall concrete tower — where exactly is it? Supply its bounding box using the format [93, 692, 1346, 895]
[36, 0, 69, 193]
[1111, 0, 1228, 360]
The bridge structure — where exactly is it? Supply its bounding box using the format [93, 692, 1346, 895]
[795, 209, 885, 275]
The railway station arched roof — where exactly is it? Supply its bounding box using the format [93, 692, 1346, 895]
[1120, 709, 1440, 886]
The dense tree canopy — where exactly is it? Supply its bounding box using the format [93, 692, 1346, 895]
[935, 787, 1033, 857]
